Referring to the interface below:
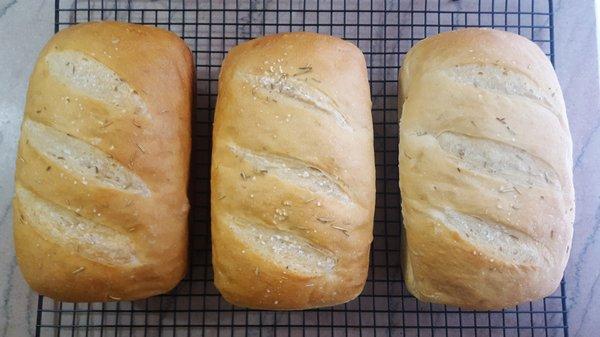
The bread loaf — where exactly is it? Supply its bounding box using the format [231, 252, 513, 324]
[211, 32, 375, 310]
[398, 28, 574, 309]
[13, 21, 193, 302]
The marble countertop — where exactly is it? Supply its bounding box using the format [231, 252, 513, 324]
[1, 0, 598, 336]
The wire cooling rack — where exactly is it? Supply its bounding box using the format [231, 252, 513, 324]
[40, 0, 568, 336]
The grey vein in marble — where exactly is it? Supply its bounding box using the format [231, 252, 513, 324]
[1, 257, 17, 337]
[0, 0, 17, 19]
[574, 118, 600, 168]
[569, 204, 600, 307]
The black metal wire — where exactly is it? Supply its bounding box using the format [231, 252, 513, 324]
[40, 1, 568, 336]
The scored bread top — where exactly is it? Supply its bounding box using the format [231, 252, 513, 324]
[399, 28, 574, 309]
[211, 32, 375, 310]
[14, 21, 193, 302]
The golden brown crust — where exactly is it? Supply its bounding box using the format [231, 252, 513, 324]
[399, 28, 574, 310]
[14, 21, 193, 302]
[211, 32, 375, 310]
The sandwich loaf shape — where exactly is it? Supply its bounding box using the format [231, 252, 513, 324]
[211, 32, 376, 310]
[13, 21, 193, 302]
[399, 28, 574, 309]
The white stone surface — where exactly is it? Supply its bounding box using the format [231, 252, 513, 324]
[0, 0, 598, 336]
[0, 1, 53, 336]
